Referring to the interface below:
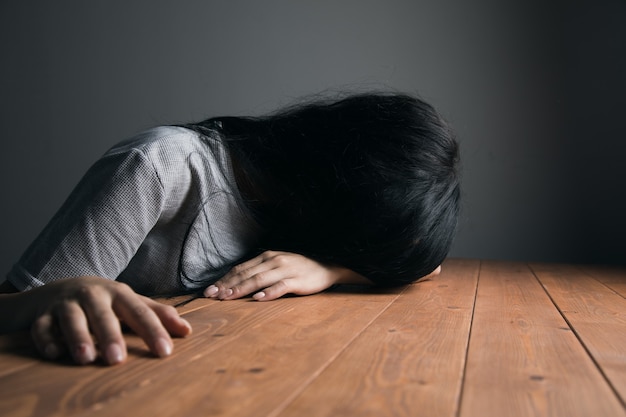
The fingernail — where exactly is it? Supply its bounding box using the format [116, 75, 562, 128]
[155, 338, 172, 357]
[75, 343, 96, 364]
[44, 343, 60, 359]
[105, 343, 125, 365]
[253, 291, 266, 300]
[204, 285, 219, 297]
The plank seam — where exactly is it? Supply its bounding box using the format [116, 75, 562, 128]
[528, 263, 626, 411]
[577, 265, 626, 301]
[268, 289, 406, 417]
[455, 259, 481, 417]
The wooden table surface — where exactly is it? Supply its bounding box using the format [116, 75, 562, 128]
[1, 259, 625, 417]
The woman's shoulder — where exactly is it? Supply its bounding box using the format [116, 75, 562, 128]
[100, 125, 232, 196]
[103, 126, 227, 176]
[105, 126, 207, 158]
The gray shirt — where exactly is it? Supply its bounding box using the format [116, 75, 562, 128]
[7, 126, 259, 295]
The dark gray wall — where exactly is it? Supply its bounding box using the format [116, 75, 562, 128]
[1, 0, 625, 279]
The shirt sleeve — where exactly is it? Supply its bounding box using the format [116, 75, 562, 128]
[7, 147, 165, 291]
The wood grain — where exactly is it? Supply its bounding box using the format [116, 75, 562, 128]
[278, 258, 480, 417]
[0, 331, 39, 379]
[531, 263, 626, 405]
[578, 265, 626, 299]
[1, 260, 624, 417]
[73, 289, 403, 417]
[0, 295, 313, 416]
[460, 261, 625, 417]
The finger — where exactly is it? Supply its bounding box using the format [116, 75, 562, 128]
[210, 261, 265, 296]
[55, 302, 97, 365]
[252, 279, 292, 301]
[216, 251, 284, 287]
[219, 253, 269, 283]
[81, 296, 127, 365]
[112, 287, 175, 358]
[204, 260, 265, 298]
[203, 284, 220, 298]
[207, 252, 283, 299]
[142, 297, 192, 337]
[221, 267, 290, 300]
[31, 313, 66, 360]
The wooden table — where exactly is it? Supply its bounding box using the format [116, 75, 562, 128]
[1, 259, 625, 417]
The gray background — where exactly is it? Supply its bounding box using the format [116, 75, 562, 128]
[1, 0, 625, 280]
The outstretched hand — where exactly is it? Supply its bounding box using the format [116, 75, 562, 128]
[8, 277, 192, 365]
[203, 251, 371, 301]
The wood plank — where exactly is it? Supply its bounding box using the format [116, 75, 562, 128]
[277, 258, 480, 417]
[0, 296, 308, 417]
[578, 265, 626, 298]
[2, 260, 622, 417]
[0, 287, 402, 417]
[0, 331, 39, 379]
[0, 300, 236, 416]
[79, 289, 402, 417]
[0, 292, 302, 416]
[157, 293, 199, 308]
[531, 263, 626, 406]
[158, 293, 214, 315]
[460, 261, 626, 417]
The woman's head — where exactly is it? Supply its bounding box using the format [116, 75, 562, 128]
[201, 92, 460, 285]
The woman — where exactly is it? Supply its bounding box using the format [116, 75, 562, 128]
[0, 92, 460, 365]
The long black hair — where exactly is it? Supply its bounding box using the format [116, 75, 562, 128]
[189, 92, 460, 286]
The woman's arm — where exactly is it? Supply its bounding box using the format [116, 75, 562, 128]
[204, 251, 373, 301]
[8, 142, 167, 292]
[205, 252, 443, 302]
[0, 277, 191, 365]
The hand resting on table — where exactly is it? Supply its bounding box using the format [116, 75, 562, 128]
[0, 277, 191, 366]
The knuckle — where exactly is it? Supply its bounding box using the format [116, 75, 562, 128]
[129, 304, 152, 321]
[262, 250, 277, 259]
[113, 282, 133, 295]
[55, 303, 77, 321]
[273, 254, 290, 267]
[230, 263, 246, 276]
[252, 272, 269, 286]
[76, 279, 123, 302]
[111, 283, 140, 305]
[274, 280, 289, 292]
[76, 284, 100, 302]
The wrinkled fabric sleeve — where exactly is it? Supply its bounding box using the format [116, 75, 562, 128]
[7, 148, 165, 291]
